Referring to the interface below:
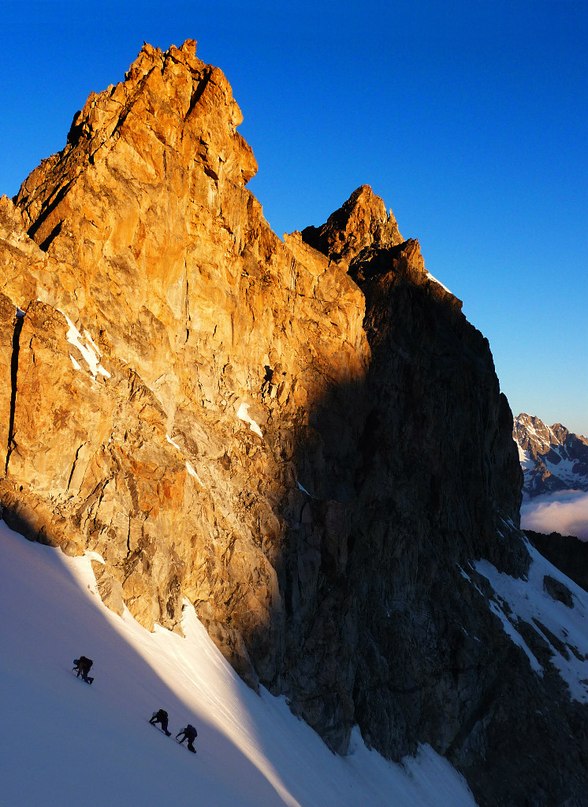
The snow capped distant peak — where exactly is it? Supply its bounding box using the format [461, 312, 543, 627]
[514, 413, 588, 500]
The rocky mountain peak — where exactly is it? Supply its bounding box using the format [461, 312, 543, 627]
[551, 422, 572, 445]
[514, 412, 588, 496]
[514, 412, 557, 454]
[16, 39, 257, 256]
[300, 184, 403, 267]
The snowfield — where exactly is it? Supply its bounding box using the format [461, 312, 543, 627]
[473, 541, 588, 702]
[0, 521, 477, 807]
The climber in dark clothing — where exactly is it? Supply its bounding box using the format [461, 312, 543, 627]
[149, 709, 171, 736]
[73, 655, 94, 684]
[176, 723, 197, 753]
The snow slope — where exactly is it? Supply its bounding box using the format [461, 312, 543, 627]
[0, 521, 476, 807]
[472, 541, 588, 702]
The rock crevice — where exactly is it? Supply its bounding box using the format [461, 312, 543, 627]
[5, 307, 25, 475]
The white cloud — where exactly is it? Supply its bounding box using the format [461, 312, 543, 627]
[521, 490, 588, 541]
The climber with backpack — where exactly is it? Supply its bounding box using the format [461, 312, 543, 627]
[149, 708, 171, 736]
[176, 723, 198, 753]
[73, 655, 94, 684]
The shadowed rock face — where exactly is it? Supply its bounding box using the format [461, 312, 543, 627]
[526, 530, 588, 593]
[1, 39, 587, 806]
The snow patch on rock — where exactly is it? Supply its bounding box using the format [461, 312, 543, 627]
[474, 542, 588, 702]
[237, 402, 263, 438]
[64, 313, 110, 380]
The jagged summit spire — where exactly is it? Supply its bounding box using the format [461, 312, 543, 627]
[300, 184, 403, 267]
[15, 38, 257, 252]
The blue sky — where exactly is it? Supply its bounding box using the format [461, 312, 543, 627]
[2, 1, 587, 434]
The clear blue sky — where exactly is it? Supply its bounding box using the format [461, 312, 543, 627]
[2, 1, 587, 434]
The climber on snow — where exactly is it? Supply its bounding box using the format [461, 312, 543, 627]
[176, 723, 198, 753]
[73, 655, 94, 684]
[149, 708, 171, 735]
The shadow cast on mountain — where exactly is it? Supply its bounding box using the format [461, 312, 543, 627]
[237, 245, 588, 807]
[526, 528, 588, 592]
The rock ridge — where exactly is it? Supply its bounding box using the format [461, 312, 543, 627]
[301, 184, 404, 268]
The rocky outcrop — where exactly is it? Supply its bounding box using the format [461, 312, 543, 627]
[514, 412, 588, 497]
[527, 529, 588, 593]
[300, 184, 403, 266]
[1, 39, 587, 806]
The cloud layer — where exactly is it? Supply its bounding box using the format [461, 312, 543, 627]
[521, 490, 588, 541]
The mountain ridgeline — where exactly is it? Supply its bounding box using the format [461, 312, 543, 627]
[514, 412, 588, 498]
[1, 41, 586, 805]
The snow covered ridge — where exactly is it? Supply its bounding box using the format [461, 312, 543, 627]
[514, 413, 588, 538]
[64, 312, 111, 380]
[464, 542, 588, 703]
[426, 271, 452, 295]
[0, 521, 477, 807]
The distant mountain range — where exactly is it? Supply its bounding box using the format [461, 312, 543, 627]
[514, 413, 588, 497]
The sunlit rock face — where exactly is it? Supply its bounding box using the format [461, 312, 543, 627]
[1, 40, 587, 806]
[2, 38, 371, 676]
